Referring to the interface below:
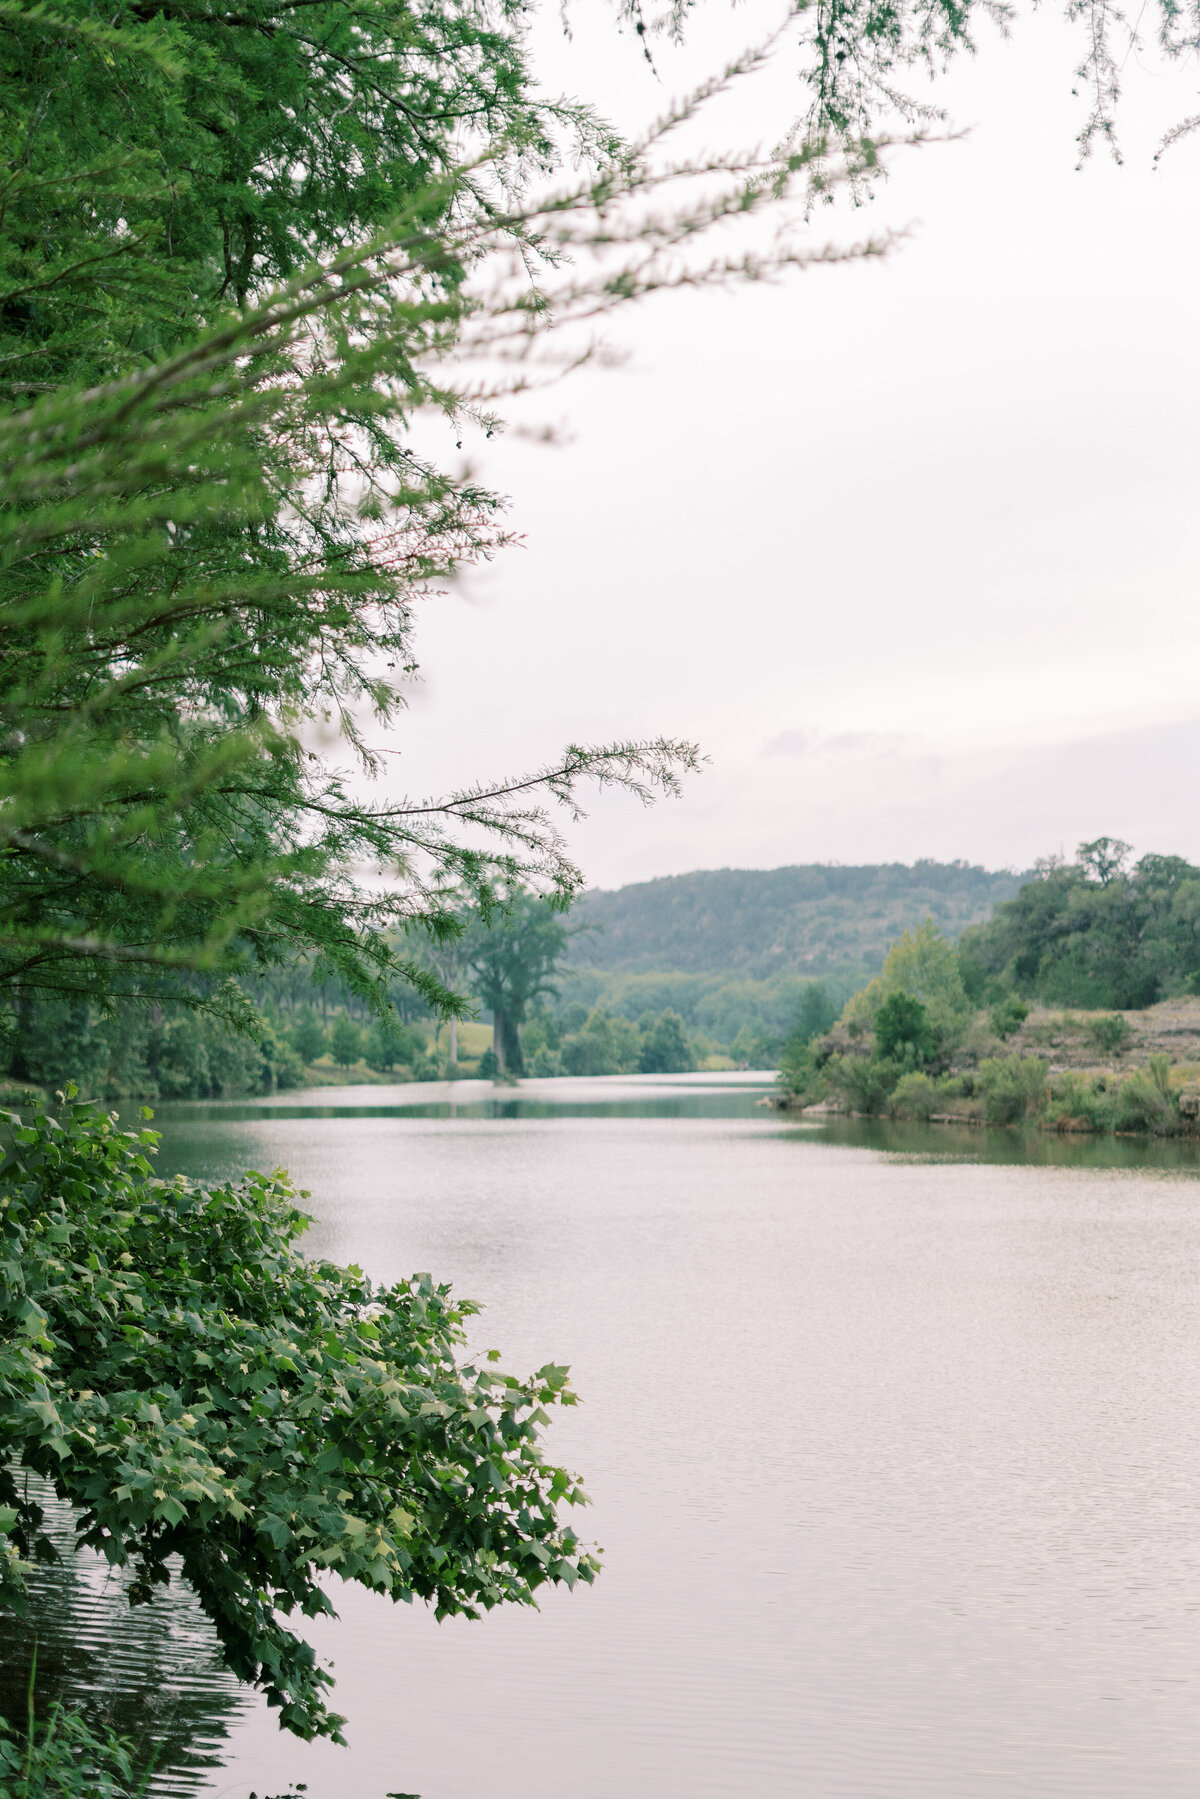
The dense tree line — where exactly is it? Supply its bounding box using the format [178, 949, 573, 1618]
[778, 841, 1200, 1133]
[958, 840, 1200, 1011]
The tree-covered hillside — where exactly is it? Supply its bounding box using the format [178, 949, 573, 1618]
[570, 862, 1027, 984]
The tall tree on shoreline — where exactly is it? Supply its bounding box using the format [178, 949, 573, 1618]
[463, 891, 573, 1074]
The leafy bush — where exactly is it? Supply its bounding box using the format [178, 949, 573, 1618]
[989, 997, 1029, 1041]
[1089, 1013, 1132, 1056]
[559, 1011, 640, 1077]
[888, 1071, 943, 1120]
[824, 1054, 901, 1115]
[0, 1097, 595, 1741]
[329, 1014, 363, 1069]
[1110, 1057, 1178, 1133]
[364, 1017, 425, 1074]
[777, 1042, 824, 1104]
[636, 1011, 697, 1075]
[874, 993, 937, 1064]
[977, 1054, 1048, 1123]
[289, 1010, 328, 1066]
[1045, 1071, 1115, 1132]
[477, 1047, 500, 1079]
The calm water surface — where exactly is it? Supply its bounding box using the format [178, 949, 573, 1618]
[10, 1073, 1200, 1797]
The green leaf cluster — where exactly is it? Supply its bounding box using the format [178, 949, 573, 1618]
[0, 1095, 597, 1740]
[958, 842, 1200, 1011]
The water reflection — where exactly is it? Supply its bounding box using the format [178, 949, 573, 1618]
[792, 1112, 1200, 1170]
[13, 1076, 1200, 1798]
[0, 1480, 246, 1796]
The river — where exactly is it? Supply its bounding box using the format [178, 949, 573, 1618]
[6, 1072, 1200, 1797]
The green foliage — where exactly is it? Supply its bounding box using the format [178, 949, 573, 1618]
[726, 1024, 774, 1068]
[1045, 1054, 1181, 1136]
[778, 1041, 823, 1103]
[960, 844, 1200, 1010]
[879, 920, 970, 1038]
[329, 1015, 363, 1069]
[773, 983, 837, 1081]
[824, 1053, 901, 1115]
[0, 1097, 596, 1741]
[873, 992, 937, 1063]
[364, 1017, 425, 1075]
[840, 918, 970, 1047]
[559, 969, 842, 1062]
[888, 1070, 943, 1120]
[1089, 1013, 1132, 1056]
[571, 864, 1023, 982]
[516, 1014, 560, 1077]
[791, 983, 838, 1044]
[558, 1011, 641, 1078]
[0, 1697, 146, 1798]
[2, 0, 882, 1032]
[657, 0, 1200, 179]
[1109, 1056, 1179, 1134]
[6, 996, 302, 1101]
[290, 1012, 328, 1067]
[464, 895, 573, 1078]
[977, 1055, 1048, 1124]
[636, 1011, 697, 1075]
[1044, 1071, 1116, 1133]
[989, 997, 1029, 1041]
[476, 1048, 500, 1080]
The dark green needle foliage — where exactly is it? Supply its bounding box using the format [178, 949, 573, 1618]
[0, 0, 886, 1035]
[0, 0, 711, 1028]
[0, 1096, 598, 1741]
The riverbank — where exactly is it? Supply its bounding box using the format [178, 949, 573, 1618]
[779, 996, 1200, 1136]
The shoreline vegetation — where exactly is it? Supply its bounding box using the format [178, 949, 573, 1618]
[775, 841, 1200, 1139]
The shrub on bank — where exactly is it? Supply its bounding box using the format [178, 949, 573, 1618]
[1044, 1070, 1116, 1133]
[1089, 1013, 1132, 1056]
[977, 1054, 1048, 1124]
[1110, 1056, 1179, 1134]
[889, 1071, 942, 1120]
[824, 1053, 900, 1116]
[778, 1041, 824, 1104]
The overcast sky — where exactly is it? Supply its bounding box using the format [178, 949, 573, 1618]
[386, 0, 1200, 887]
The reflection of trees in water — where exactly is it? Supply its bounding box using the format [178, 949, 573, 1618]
[0, 1476, 248, 1796]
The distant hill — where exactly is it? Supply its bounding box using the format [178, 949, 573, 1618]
[570, 861, 1027, 983]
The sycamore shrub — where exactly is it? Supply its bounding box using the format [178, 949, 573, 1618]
[0, 1096, 596, 1742]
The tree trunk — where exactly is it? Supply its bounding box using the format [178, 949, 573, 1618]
[449, 1018, 457, 1065]
[501, 1012, 524, 1077]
